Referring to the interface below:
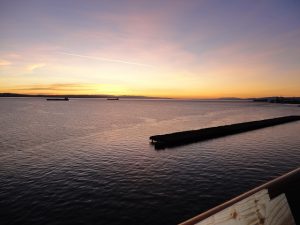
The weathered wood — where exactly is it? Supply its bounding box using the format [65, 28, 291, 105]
[193, 189, 270, 225]
[150, 116, 300, 149]
[191, 190, 295, 225]
[179, 167, 300, 225]
[265, 194, 295, 225]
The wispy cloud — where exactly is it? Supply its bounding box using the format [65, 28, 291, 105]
[0, 59, 11, 66]
[12, 83, 130, 95]
[7, 53, 21, 59]
[26, 63, 46, 71]
[59, 52, 154, 67]
[15, 83, 93, 91]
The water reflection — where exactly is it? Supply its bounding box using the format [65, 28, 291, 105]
[0, 98, 299, 225]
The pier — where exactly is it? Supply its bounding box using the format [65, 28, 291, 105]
[150, 115, 300, 149]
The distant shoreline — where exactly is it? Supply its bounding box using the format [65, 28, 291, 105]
[0, 93, 300, 103]
[0, 93, 245, 100]
[0, 93, 169, 100]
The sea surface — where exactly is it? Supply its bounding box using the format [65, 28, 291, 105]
[1, 98, 300, 225]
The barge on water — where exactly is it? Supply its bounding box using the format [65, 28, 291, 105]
[180, 167, 300, 225]
[46, 97, 69, 101]
[150, 115, 300, 149]
[107, 97, 119, 100]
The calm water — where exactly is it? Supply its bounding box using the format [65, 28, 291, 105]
[1, 98, 300, 225]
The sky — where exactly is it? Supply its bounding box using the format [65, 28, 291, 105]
[0, 0, 300, 98]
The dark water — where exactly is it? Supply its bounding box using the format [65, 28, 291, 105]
[0, 98, 299, 225]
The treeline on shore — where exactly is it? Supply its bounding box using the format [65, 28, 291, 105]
[253, 96, 300, 104]
[1, 93, 300, 103]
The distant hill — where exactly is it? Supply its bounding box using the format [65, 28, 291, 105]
[216, 97, 244, 100]
[2, 93, 299, 102]
[0, 93, 169, 99]
[0, 93, 36, 97]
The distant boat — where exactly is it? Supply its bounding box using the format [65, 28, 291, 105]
[107, 98, 119, 100]
[46, 97, 69, 101]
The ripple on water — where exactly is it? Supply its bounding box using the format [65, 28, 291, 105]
[0, 98, 299, 225]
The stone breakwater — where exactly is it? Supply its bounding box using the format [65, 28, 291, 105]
[150, 115, 300, 149]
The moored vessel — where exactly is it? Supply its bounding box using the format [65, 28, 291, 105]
[46, 97, 69, 101]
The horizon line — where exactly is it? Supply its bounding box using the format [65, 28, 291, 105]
[1, 92, 300, 100]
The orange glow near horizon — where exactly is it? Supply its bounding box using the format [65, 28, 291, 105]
[1, 81, 299, 99]
[1, 58, 299, 98]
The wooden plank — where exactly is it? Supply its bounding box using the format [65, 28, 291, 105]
[265, 194, 296, 225]
[194, 189, 270, 225]
[180, 168, 300, 225]
[192, 190, 296, 225]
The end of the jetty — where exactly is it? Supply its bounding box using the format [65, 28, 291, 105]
[150, 115, 300, 149]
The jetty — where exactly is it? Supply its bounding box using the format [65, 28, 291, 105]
[150, 115, 300, 149]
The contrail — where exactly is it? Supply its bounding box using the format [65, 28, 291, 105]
[59, 52, 153, 67]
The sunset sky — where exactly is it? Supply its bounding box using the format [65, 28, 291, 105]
[0, 0, 300, 98]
